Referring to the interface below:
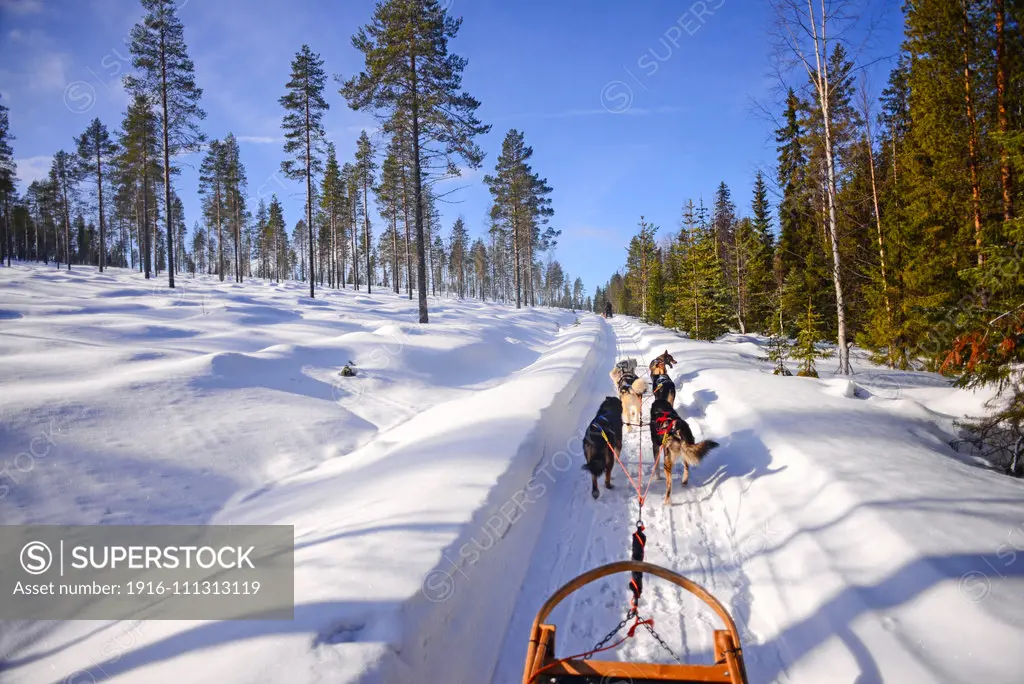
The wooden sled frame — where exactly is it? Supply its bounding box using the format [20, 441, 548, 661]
[522, 560, 749, 684]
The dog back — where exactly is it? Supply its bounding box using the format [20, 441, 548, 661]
[617, 371, 638, 395]
[586, 396, 623, 448]
[649, 397, 695, 448]
[652, 374, 674, 398]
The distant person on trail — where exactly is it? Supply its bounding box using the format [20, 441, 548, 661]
[604, 301, 613, 318]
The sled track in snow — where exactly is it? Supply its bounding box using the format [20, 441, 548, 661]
[493, 316, 743, 681]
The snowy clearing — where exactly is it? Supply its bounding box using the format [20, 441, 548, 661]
[1, 263, 1023, 684]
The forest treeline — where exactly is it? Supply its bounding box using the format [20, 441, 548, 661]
[595, 1, 1023, 474]
[0, 0, 585, 319]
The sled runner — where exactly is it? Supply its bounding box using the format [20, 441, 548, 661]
[521, 560, 748, 684]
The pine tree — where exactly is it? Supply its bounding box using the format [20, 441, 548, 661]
[354, 130, 377, 294]
[114, 93, 162, 278]
[124, 0, 205, 288]
[320, 142, 345, 289]
[191, 221, 206, 275]
[449, 216, 469, 297]
[341, 0, 490, 322]
[0, 98, 15, 268]
[198, 139, 227, 281]
[74, 119, 117, 272]
[280, 45, 329, 298]
[223, 133, 246, 283]
[342, 161, 360, 289]
[624, 217, 659, 320]
[377, 143, 403, 293]
[484, 129, 553, 309]
[50, 150, 80, 270]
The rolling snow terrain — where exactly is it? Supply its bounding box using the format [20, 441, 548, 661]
[1, 263, 1022, 684]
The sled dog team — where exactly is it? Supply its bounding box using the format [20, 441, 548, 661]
[583, 350, 720, 504]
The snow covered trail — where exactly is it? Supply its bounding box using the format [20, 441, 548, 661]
[492, 315, 763, 683]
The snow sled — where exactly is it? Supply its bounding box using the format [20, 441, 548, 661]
[522, 560, 748, 684]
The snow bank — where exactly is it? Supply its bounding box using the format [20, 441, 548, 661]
[0, 264, 593, 684]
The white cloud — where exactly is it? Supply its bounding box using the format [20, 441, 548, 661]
[30, 53, 73, 92]
[236, 135, 279, 145]
[0, 0, 44, 15]
[13, 155, 52, 188]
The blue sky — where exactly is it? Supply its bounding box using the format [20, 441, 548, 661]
[0, 0, 904, 294]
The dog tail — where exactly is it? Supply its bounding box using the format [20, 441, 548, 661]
[680, 440, 719, 467]
[631, 377, 648, 395]
[610, 368, 622, 384]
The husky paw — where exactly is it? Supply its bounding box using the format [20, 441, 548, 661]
[591, 488, 599, 499]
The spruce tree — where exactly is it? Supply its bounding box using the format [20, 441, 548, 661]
[280, 45, 329, 298]
[125, 0, 205, 288]
[341, 0, 490, 322]
[791, 299, 832, 377]
[748, 171, 776, 332]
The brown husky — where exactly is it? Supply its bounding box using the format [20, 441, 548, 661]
[650, 397, 719, 504]
[649, 350, 677, 378]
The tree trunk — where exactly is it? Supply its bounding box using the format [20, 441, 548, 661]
[962, 1, 984, 265]
[512, 212, 521, 309]
[410, 51, 428, 322]
[865, 129, 894, 360]
[402, 159, 412, 299]
[351, 196, 359, 289]
[159, 23, 175, 287]
[995, 0, 1013, 222]
[216, 183, 224, 281]
[807, 1, 850, 373]
[305, 80, 315, 299]
[363, 173, 371, 294]
[61, 177, 71, 271]
[234, 192, 242, 283]
[392, 199, 399, 293]
[96, 143, 106, 272]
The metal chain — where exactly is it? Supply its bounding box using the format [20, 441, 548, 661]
[638, 616, 685, 664]
[583, 610, 636, 660]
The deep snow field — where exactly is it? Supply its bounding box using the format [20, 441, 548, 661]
[1, 262, 1022, 684]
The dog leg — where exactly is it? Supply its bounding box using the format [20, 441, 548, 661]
[591, 473, 599, 499]
[681, 461, 689, 486]
[605, 467, 614, 490]
[663, 457, 673, 505]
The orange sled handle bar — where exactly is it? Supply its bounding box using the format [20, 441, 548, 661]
[522, 560, 749, 684]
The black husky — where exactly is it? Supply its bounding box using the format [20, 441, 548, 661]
[582, 396, 623, 499]
[652, 373, 676, 405]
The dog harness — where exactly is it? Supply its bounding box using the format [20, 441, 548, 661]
[653, 375, 672, 393]
[618, 372, 638, 393]
[653, 408, 677, 443]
